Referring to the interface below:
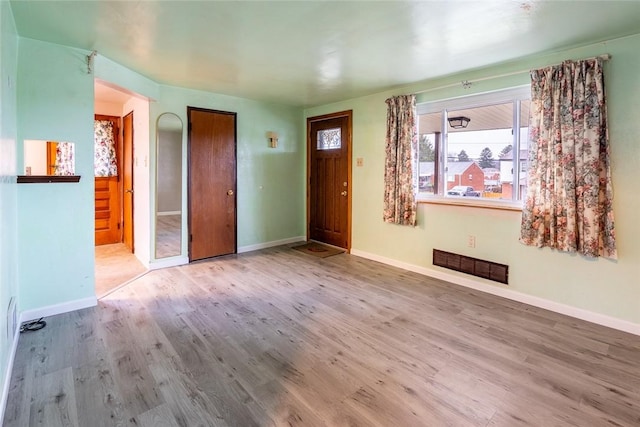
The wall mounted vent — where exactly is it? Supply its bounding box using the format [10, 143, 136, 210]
[433, 249, 508, 284]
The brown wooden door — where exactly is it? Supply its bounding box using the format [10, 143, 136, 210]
[46, 141, 57, 175]
[94, 115, 121, 246]
[122, 111, 134, 251]
[308, 111, 352, 249]
[188, 107, 237, 261]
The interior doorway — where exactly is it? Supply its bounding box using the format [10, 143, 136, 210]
[94, 114, 121, 246]
[95, 243, 146, 297]
[307, 110, 352, 250]
[187, 107, 237, 261]
[94, 80, 146, 297]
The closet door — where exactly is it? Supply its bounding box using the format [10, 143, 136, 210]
[187, 107, 237, 261]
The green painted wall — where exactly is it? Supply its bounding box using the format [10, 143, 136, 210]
[0, 1, 18, 406]
[7, 6, 635, 347]
[16, 38, 95, 312]
[94, 59, 159, 266]
[305, 35, 640, 325]
[0, 0, 18, 407]
[13, 37, 306, 314]
[94, 55, 160, 102]
[150, 85, 305, 256]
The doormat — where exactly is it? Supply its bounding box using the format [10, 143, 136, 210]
[292, 242, 345, 258]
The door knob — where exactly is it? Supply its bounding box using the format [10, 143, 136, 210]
[125, 189, 134, 194]
[227, 189, 234, 196]
[341, 191, 347, 196]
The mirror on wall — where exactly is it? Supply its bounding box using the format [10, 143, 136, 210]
[23, 140, 76, 175]
[155, 113, 183, 259]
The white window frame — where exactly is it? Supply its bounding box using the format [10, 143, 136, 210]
[416, 86, 531, 210]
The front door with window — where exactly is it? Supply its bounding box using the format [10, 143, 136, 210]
[308, 111, 352, 250]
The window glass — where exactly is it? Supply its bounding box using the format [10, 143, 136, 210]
[417, 112, 440, 195]
[417, 88, 530, 204]
[447, 102, 513, 200]
[518, 100, 530, 197]
[317, 128, 341, 150]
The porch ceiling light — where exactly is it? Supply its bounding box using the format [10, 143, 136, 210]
[448, 116, 470, 129]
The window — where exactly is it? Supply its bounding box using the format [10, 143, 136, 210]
[417, 87, 530, 205]
[317, 128, 341, 150]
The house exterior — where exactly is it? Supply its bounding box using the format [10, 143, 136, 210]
[445, 161, 484, 192]
[482, 168, 500, 191]
[418, 162, 435, 192]
[419, 161, 484, 193]
[499, 147, 529, 199]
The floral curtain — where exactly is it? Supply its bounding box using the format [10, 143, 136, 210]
[94, 120, 118, 177]
[54, 142, 74, 175]
[383, 95, 418, 226]
[520, 58, 617, 259]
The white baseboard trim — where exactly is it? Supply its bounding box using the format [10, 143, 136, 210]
[0, 326, 21, 424]
[19, 296, 98, 324]
[238, 236, 306, 254]
[350, 249, 640, 336]
[2, 296, 98, 419]
[157, 211, 181, 216]
[149, 256, 189, 270]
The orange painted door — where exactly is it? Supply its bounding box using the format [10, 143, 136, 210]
[46, 142, 58, 175]
[188, 107, 237, 261]
[122, 111, 134, 251]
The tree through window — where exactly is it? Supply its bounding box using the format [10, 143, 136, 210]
[417, 87, 530, 203]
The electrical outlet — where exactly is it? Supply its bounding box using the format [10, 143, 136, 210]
[468, 235, 476, 248]
[356, 158, 364, 167]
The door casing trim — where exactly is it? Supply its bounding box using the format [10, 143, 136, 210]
[306, 110, 353, 252]
[186, 106, 238, 261]
[122, 111, 135, 252]
[94, 114, 123, 246]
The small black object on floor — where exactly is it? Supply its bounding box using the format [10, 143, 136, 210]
[20, 318, 46, 333]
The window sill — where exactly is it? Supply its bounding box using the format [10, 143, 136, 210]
[417, 196, 522, 211]
[17, 175, 81, 184]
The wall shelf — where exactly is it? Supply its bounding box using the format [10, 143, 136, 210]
[17, 175, 81, 184]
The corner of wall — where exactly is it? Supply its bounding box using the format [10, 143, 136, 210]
[0, 0, 20, 420]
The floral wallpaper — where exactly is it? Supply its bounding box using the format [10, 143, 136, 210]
[94, 120, 118, 177]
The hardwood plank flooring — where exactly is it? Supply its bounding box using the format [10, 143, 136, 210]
[155, 214, 181, 259]
[95, 243, 147, 297]
[4, 245, 640, 426]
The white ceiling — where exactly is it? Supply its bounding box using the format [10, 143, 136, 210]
[419, 101, 530, 134]
[94, 79, 135, 104]
[10, 1, 640, 107]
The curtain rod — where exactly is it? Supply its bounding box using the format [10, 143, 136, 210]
[413, 53, 611, 95]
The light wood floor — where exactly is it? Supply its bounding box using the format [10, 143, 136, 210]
[95, 243, 147, 297]
[4, 246, 640, 426]
[155, 214, 182, 259]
